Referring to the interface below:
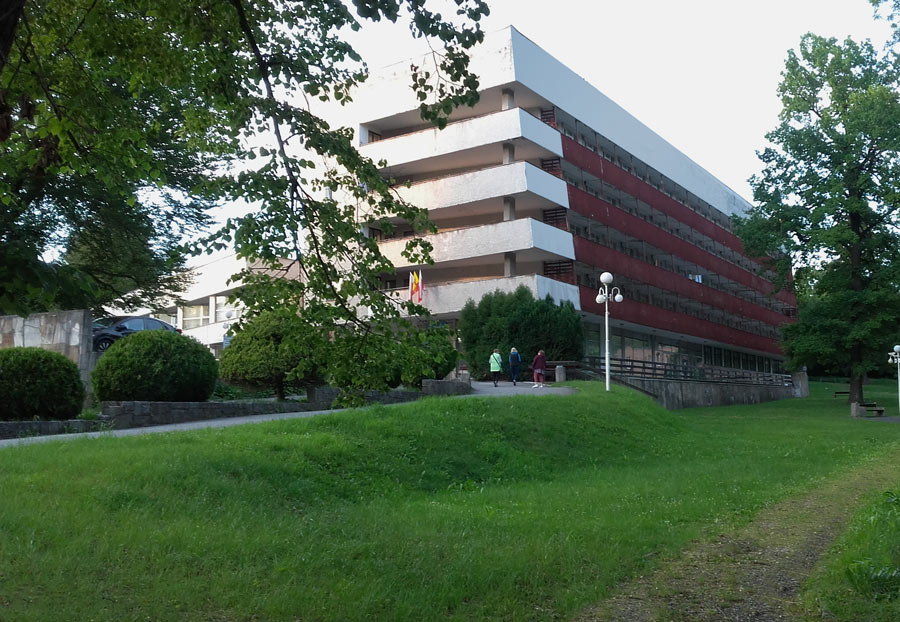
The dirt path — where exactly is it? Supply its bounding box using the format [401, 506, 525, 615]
[576, 444, 900, 622]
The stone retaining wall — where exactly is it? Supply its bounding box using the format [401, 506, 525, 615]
[1, 378, 473, 439]
[0, 419, 107, 439]
[101, 400, 321, 430]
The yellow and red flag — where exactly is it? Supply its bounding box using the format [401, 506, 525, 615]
[408, 270, 423, 303]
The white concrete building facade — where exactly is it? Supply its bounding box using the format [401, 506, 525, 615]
[352, 26, 796, 376]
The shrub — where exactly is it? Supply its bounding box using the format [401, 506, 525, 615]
[219, 309, 322, 400]
[0, 347, 84, 420]
[92, 330, 217, 402]
[404, 325, 458, 388]
[458, 285, 584, 378]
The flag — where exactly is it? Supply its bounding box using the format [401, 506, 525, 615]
[409, 270, 423, 303]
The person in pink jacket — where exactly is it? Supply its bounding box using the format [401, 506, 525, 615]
[531, 349, 546, 388]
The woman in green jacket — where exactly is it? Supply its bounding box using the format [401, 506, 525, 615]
[489, 348, 503, 387]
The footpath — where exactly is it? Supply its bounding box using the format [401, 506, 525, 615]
[0, 381, 573, 449]
[577, 443, 900, 621]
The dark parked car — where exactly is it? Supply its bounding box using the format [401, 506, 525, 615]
[92, 316, 179, 352]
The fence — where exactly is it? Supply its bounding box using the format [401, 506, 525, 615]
[580, 356, 792, 387]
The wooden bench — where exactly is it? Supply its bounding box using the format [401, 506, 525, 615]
[857, 402, 885, 417]
[833, 391, 850, 398]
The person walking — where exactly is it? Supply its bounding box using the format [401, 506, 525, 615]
[531, 349, 546, 388]
[489, 348, 503, 387]
[508, 347, 521, 386]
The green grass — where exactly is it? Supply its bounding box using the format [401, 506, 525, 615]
[1, 380, 899, 621]
[799, 380, 900, 620]
[804, 487, 900, 620]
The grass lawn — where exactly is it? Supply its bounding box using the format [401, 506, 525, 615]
[1, 380, 899, 621]
[799, 378, 900, 620]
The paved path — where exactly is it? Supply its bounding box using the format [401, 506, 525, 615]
[0, 381, 573, 449]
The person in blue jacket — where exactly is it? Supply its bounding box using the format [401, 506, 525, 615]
[508, 347, 521, 385]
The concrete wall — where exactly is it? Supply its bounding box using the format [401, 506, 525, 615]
[0, 310, 98, 403]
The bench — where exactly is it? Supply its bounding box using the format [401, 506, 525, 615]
[855, 402, 885, 417]
[834, 391, 850, 398]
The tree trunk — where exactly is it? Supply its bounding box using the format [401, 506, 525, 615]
[275, 378, 285, 401]
[0, 0, 25, 74]
[849, 341, 865, 404]
[848, 212, 865, 410]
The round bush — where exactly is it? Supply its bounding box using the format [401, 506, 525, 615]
[92, 330, 218, 402]
[0, 347, 85, 420]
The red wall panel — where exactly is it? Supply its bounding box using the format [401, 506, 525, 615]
[568, 186, 797, 307]
[561, 136, 794, 290]
[573, 237, 790, 327]
[579, 286, 784, 356]
[562, 137, 743, 246]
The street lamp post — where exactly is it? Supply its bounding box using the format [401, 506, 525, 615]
[889, 345, 900, 415]
[595, 271, 624, 392]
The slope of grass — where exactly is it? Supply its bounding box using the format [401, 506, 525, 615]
[1, 381, 899, 621]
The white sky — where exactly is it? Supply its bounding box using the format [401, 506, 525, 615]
[348, 0, 894, 203]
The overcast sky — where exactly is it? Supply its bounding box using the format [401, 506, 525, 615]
[348, 0, 894, 203]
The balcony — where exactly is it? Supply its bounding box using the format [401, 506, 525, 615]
[181, 321, 230, 347]
[360, 108, 562, 180]
[387, 273, 581, 318]
[393, 161, 568, 223]
[379, 218, 574, 270]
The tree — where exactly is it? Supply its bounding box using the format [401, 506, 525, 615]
[458, 286, 584, 378]
[1, 2, 220, 313]
[219, 309, 323, 401]
[1, 1, 488, 401]
[734, 32, 900, 407]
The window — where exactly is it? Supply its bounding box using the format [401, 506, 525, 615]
[183, 304, 210, 330]
[215, 297, 235, 323]
[122, 318, 144, 331]
[713, 348, 723, 367]
[144, 319, 167, 330]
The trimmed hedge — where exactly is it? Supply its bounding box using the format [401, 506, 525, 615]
[92, 330, 217, 402]
[0, 347, 85, 420]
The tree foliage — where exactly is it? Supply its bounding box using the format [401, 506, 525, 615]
[458, 286, 584, 378]
[219, 308, 323, 400]
[734, 31, 900, 404]
[1, 1, 220, 313]
[1, 0, 488, 400]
